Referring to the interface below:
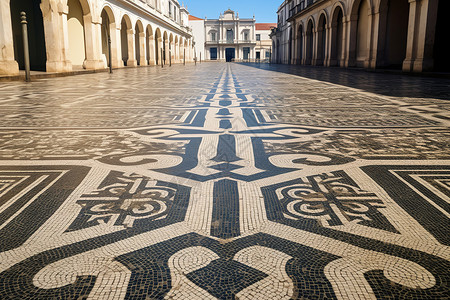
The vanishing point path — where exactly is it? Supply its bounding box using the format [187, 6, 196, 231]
[0, 63, 449, 299]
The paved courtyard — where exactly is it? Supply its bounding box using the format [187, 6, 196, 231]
[0, 63, 449, 299]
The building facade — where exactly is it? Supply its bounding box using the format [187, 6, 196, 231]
[271, 1, 292, 64]
[203, 9, 256, 62]
[271, 0, 449, 72]
[255, 23, 276, 62]
[0, 0, 194, 76]
[189, 15, 205, 61]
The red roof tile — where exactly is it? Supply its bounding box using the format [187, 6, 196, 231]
[255, 23, 277, 30]
[189, 15, 203, 21]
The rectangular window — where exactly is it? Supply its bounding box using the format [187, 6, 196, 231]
[227, 29, 233, 43]
[211, 32, 216, 41]
[210, 48, 218, 60]
[256, 34, 261, 41]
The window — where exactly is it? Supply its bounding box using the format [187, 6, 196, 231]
[256, 34, 261, 41]
[211, 32, 216, 41]
[227, 29, 233, 43]
[256, 52, 261, 59]
[169, 1, 172, 16]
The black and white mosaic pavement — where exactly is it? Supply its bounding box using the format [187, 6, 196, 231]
[0, 63, 449, 299]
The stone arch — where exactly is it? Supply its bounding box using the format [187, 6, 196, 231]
[297, 22, 304, 64]
[10, 0, 47, 71]
[100, 5, 116, 68]
[316, 11, 328, 66]
[146, 24, 154, 65]
[120, 14, 135, 66]
[134, 19, 145, 65]
[377, 0, 409, 69]
[330, 3, 345, 66]
[349, 0, 373, 67]
[163, 31, 168, 65]
[67, 0, 89, 68]
[305, 17, 315, 65]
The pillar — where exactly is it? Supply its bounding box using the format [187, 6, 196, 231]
[40, 0, 72, 72]
[127, 28, 137, 67]
[0, 0, 19, 75]
[84, 13, 105, 69]
[139, 32, 147, 66]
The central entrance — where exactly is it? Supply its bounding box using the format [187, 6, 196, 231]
[225, 48, 235, 62]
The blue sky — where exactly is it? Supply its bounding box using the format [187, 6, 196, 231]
[184, 0, 279, 23]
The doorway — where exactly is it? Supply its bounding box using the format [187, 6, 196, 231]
[226, 48, 235, 62]
[10, 0, 47, 71]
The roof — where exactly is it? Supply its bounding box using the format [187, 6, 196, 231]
[189, 15, 203, 21]
[255, 23, 277, 30]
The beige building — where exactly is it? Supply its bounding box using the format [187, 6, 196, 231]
[255, 23, 276, 62]
[271, 0, 449, 72]
[0, 0, 195, 76]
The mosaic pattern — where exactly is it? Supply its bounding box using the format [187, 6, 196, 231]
[0, 64, 449, 299]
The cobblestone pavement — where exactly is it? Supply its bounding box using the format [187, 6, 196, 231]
[0, 63, 449, 299]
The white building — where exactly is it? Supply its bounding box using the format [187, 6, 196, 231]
[255, 23, 276, 62]
[189, 15, 205, 62]
[0, 0, 194, 76]
[201, 9, 256, 62]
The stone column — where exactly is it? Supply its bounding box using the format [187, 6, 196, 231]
[113, 24, 123, 68]
[40, 0, 72, 72]
[84, 13, 105, 69]
[0, 0, 19, 75]
[148, 36, 156, 65]
[412, 0, 439, 72]
[363, 10, 374, 69]
[367, 9, 379, 69]
[313, 27, 320, 66]
[139, 32, 147, 66]
[127, 28, 137, 67]
[343, 15, 354, 67]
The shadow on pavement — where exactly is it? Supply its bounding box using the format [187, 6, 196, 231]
[239, 63, 450, 100]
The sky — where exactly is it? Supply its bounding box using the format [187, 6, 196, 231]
[183, 0, 279, 23]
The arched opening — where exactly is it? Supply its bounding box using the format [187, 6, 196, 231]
[433, 0, 450, 71]
[10, 0, 47, 71]
[155, 28, 161, 65]
[330, 6, 344, 66]
[67, 0, 87, 68]
[382, 0, 409, 69]
[146, 25, 154, 65]
[317, 14, 327, 66]
[163, 31, 168, 64]
[100, 8, 115, 68]
[120, 15, 132, 66]
[297, 25, 303, 64]
[134, 21, 145, 66]
[305, 20, 314, 65]
[355, 0, 370, 67]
